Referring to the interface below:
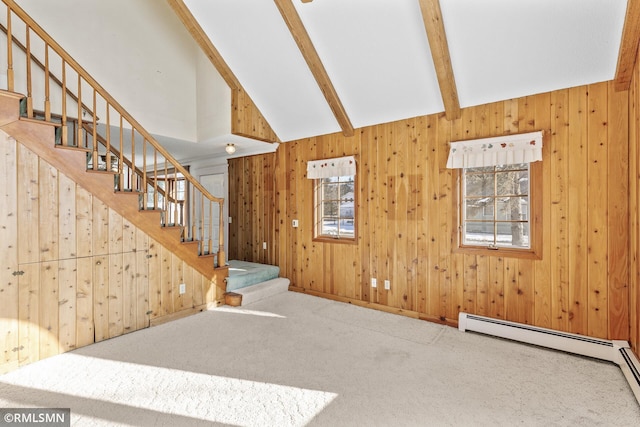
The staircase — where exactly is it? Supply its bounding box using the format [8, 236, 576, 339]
[0, 1, 228, 284]
[0, 0, 233, 375]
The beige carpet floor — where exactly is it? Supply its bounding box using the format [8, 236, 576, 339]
[1, 290, 639, 426]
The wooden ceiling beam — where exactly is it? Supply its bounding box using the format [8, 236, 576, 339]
[419, 0, 461, 121]
[614, 0, 640, 91]
[274, 0, 355, 137]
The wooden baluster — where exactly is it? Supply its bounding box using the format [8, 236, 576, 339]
[44, 44, 50, 121]
[131, 127, 135, 191]
[142, 138, 147, 206]
[77, 75, 82, 148]
[190, 182, 196, 242]
[154, 149, 159, 211]
[25, 27, 32, 117]
[105, 100, 111, 171]
[200, 193, 204, 254]
[91, 89, 97, 170]
[61, 60, 68, 146]
[208, 199, 213, 256]
[118, 116, 124, 190]
[218, 201, 225, 267]
[163, 159, 168, 219]
[174, 172, 179, 226]
[6, 8, 13, 91]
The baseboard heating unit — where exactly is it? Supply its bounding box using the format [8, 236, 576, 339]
[458, 313, 640, 404]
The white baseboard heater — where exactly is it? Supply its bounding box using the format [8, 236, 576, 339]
[458, 313, 640, 404]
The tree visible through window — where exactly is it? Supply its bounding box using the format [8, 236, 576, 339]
[461, 163, 530, 249]
[314, 175, 355, 240]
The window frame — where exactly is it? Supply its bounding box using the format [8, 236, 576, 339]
[312, 174, 357, 244]
[453, 160, 542, 260]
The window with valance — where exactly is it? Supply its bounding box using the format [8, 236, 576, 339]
[446, 131, 543, 257]
[307, 156, 356, 242]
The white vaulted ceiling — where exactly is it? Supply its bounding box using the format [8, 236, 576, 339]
[180, 0, 628, 142]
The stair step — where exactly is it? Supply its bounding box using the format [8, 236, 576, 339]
[55, 144, 91, 152]
[0, 90, 24, 126]
[114, 189, 143, 195]
[19, 116, 61, 128]
[86, 169, 118, 175]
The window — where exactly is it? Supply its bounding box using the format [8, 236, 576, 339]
[447, 131, 543, 258]
[307, 156, 357, 242]
[314, 175, 355, 240]
[462, 164, 530, 249]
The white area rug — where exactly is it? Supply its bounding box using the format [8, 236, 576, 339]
[1, 291, 639, 426]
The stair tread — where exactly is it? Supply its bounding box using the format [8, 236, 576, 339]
[19, 116, 62, 127]
[0, 89, 25, 100]
[55, 144, 91, 152]
[115, 190, 143, 195]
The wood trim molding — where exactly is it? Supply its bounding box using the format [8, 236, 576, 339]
[419, 0, 461, 120]
[615, 0, 640, 91]
[274, 0, 355, 137]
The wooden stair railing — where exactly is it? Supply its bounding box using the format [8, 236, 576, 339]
[1, 0, 226, 272]
[0, 22, 95, 121]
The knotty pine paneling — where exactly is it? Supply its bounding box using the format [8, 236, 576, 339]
[229, 81, 632, 344]
[228, 154, 277, 265]
[231, 89, 279, 143]
[0, 133, 220, 374]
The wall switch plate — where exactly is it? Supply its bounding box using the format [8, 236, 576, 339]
[228, 216, 232, 223]
[179, 283, 186, 295]
[384, 280, 391, 290]
[263, 242, 267, 250]
[292, 219, 299, 228]
[371, 278, 377, 288]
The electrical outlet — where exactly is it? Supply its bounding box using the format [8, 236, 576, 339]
[292, 219, 299, 228]
[228, 216, 233, 224]
[384, 280, 391, 290]
[263, 242, 267, 250]
[371, 278, 377, 288]
[179, 283, 186, 295]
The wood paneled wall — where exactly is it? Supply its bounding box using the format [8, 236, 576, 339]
[0, 133, 221, 374]
[229, 81, 631, 344]
[232, 89, 279, 143]
[228, 154, 277, 264]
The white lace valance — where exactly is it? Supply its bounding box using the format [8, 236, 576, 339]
[446, 131, 543, 169]
[307, 156, 356, 179]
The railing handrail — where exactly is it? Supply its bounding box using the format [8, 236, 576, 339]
[2, 0, 223, 206]
[0, 22, 96, 118]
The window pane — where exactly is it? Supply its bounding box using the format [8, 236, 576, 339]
[496, 197, 528, 221]
[339, 200, 354, 219]
[465, 198, 492, 220]
[322, 201, 339, 216]
[496, 171, 528, 196]
[339, 218, 355, 237]
[465, 173, 494, 197]
[464, 222, 495, 245]
[496, 222, 529, 248]
[323, 183, 339, 199]
[321, 218, 338, 236]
